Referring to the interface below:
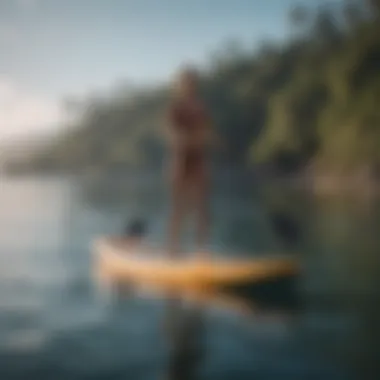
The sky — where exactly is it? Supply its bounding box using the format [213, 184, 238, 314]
[0, 0, 331, 142]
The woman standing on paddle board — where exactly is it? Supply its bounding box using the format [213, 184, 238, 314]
[164, 66, 219, 258]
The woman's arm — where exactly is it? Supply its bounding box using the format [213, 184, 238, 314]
[198, 110, 224, 150]
[162, 104, 186, 147]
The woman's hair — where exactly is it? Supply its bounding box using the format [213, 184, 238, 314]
[173, 65, 199, 98]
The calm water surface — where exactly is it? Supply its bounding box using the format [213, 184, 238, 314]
[0, 175, 379, 380]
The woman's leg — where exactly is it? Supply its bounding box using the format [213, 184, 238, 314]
[168, 166, 187, 258]
[193, 165, 210, 256]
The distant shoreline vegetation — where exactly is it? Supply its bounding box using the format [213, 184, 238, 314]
[4, 1, 380, 189]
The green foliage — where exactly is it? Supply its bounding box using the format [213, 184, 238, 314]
[252, 0, 380, 175]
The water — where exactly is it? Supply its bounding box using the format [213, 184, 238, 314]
[0, 175, 379, 380]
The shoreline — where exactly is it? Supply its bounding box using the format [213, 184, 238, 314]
[260, 173, 380, 198]
[2, 167, 380, 198]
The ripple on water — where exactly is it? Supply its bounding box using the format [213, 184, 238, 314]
[3, 329, 48, 354]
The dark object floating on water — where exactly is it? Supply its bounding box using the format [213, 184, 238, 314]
[124, 218, 147, 238]
[271, 212, 300, 246]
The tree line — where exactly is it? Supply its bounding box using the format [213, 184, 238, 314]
[6, 0, 380, 180]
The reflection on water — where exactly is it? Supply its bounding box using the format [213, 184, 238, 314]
[164, 296, 204, 380]
[0, 175, 379, 379]
[107, 281, 301, 380]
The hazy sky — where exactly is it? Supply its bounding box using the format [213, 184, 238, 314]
[0, 0, 331, 141]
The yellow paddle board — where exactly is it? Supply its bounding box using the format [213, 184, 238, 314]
[93, 237, 298, 289]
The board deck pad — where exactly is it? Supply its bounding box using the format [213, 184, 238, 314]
[93, 237, 298, 289]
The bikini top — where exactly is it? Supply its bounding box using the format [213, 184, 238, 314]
[168, 100, 207, 133]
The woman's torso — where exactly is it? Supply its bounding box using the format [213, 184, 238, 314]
[168, 99, 208, 177]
